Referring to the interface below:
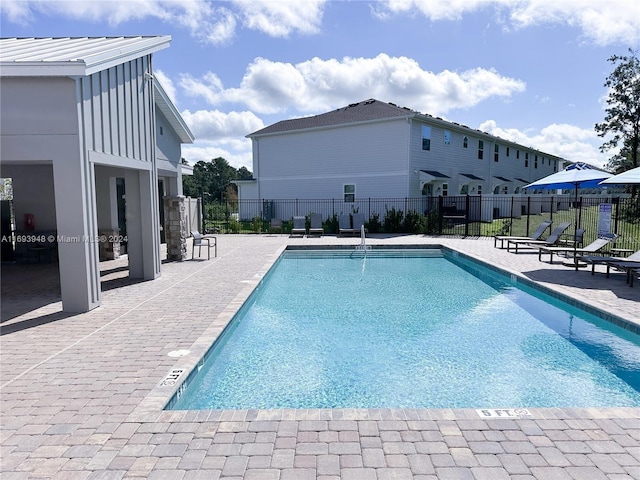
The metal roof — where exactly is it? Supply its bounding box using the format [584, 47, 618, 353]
[420, 170, 450, 179]
[461, 173, 484, 180]
[0, 36, 171, 76]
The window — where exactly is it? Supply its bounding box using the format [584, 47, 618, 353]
[525, 152, 529, 168]
[478, 140, 484, 160]
[494, 144, 499, 162]
[444, 130, 451, 145]
[441, 183, 448, 197]
[344, 184, 355, 202]
[516, 150, 520, 159]
[421, 126, 431, 151]
[160, 126, 163, 135]
[476, 184, 482, 195]
[506, 147, 510, 157]
[460, 184, 468, 195]
[534, 155, 538, 169]
[463, 136, 468, 148]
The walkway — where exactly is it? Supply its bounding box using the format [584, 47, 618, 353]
[1, 235, 639, 479]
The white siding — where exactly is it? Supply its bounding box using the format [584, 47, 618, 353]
[255, 119, 410, 199]
[409, 120, 559, 196]
[78, 55, 154, 163]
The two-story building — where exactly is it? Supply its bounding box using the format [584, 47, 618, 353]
[238, 99, 564, 220]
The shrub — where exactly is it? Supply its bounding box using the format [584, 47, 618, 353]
[250, 216, 263, 233]
[404, 210, 426, 234]
[228, 217, 241, 233]
[367, 212, 382, 233]
[325, 214, 339, 234]
[383, 207, 404, 233]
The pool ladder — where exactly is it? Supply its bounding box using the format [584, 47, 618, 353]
[354, 224, 371, 252]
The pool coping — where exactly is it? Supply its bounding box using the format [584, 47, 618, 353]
[129, 243, 640, 424]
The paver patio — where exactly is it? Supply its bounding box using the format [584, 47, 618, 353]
[1, 234, 639, 479]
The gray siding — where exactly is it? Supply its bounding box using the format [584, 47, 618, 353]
[256, 119, 410, 199]
[409, 120, 558, 196]
[78, 55, 155, 163]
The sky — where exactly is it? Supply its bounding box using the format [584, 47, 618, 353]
[2, 0, 640, 171]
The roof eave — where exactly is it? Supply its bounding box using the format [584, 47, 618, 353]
[246, 114, 414, 139]
[154, 80, 194, 144]
[0, 36, 172, 77]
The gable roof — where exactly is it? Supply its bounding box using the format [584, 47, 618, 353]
[154, 80, 194, 144]
[248, 99, 415, 137]
[0, 36, 171, 76]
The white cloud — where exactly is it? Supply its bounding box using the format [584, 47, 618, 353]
[479, 119, 615, 168]
[182, 143, 253, 170]
[1, 0, 327, 44]
[376, 0, 640, 46]
[178, 109, 263, 169]
[154, 70, 177, 105]
[180, 109, 264, 140]
[181, 54, 526, 116]
[233, 0, 326, 37]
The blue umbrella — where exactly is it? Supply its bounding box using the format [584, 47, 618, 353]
[524, 163, 612, 269]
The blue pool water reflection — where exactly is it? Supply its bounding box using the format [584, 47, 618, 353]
[169, 249, 640, 410]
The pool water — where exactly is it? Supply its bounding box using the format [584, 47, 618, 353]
[169, 249, 640, 410]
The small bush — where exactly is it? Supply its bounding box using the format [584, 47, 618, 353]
[383, 207, 404, 233]
[228, 217, 241, 233]
[367, 212, 382, 233]
[325, 214, 339, 234]
[250, 216, 263, 233]
[404, 210, 426, 234]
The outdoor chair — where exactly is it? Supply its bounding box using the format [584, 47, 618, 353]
[352, 213, 368, 236]
[506, 222, 571, 253]
[537, 233, 616, 264]
[605, 260, 640, 287]
[269, 218, 282, 234]
[558, 228, 585, 249]
[338, 214, 357, 236]
[580, 249, 640, 276]
[308, 213, 324, 237]
[291, 216, 307, 237]
[494, 220, 552, 249]
[191, 230, 217, 260]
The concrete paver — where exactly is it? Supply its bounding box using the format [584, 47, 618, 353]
[1, 234, 639, 479]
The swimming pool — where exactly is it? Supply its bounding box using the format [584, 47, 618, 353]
[168, 247, 640, 410]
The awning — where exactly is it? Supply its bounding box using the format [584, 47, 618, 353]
[460, 173, 484, 181]
[419, 170, 450, 182]
[493, 176, 512, 183]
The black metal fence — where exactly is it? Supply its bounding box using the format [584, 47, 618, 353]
[200, 195, 640, 250]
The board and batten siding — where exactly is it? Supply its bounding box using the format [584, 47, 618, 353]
[255, 119, 411, 199]
[78, 55, 155, 163]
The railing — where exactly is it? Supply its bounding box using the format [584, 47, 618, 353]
[197, 195, 640, 251]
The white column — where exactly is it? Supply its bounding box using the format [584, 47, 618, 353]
[125, 169, 161, 280]
[52, 156, 101, 312]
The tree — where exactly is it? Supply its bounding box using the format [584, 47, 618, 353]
[181, 157, 252, 200]
[595, 49, 640, 177]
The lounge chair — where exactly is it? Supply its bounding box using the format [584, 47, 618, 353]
[191, 230, 217, 260]
[269, 218, 282, 234]
[291, 216, 306, 237]
[580, 249, 640, 276]
[605, 260, 640, 287]
[537, 233, 616, 263]
[494, 220, 552, 249]
[352, 213, 368, 235]
[338, 214, 357, 236]
[308, 213, 324, 236]
[506, 222, 571, 253]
